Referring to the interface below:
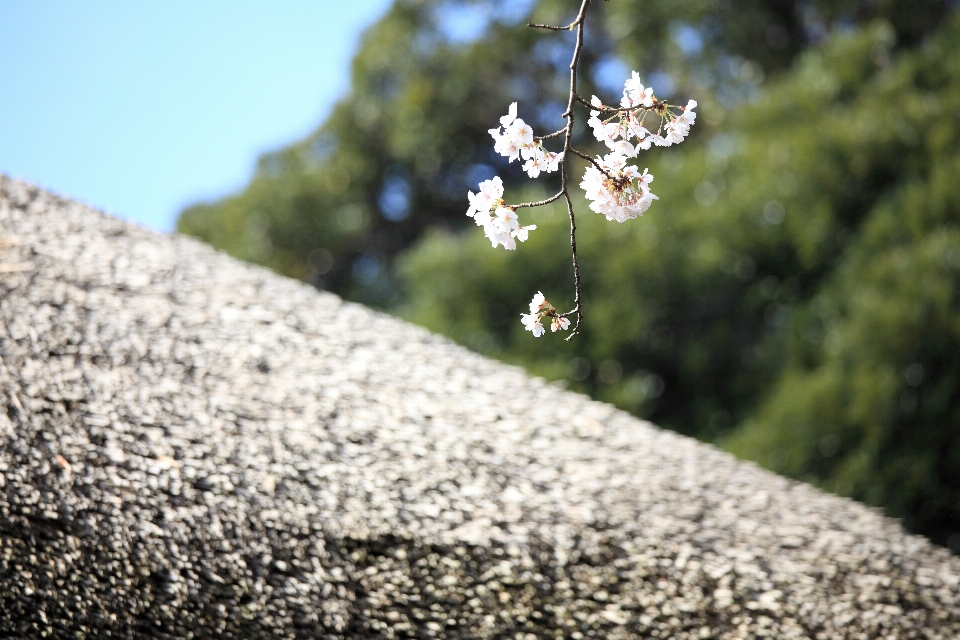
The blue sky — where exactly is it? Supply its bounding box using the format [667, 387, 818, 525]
[0, 1, 393, 232]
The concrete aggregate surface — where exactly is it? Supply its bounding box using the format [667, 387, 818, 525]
[1, 175, 960, 638]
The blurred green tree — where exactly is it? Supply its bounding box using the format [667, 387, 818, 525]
[177, 0, 948, 303]
[177, 0, 960, 546]
[398, 14, 960, 546]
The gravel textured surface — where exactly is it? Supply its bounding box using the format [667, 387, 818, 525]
[1, 174, 960, 639]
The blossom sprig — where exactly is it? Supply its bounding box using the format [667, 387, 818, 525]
[466, 176, 537, 250]
[463, 0, 697, 340]
[586, 75, 698, 154]
[520, 291, 570, 337]
[488, 102, 563, 179]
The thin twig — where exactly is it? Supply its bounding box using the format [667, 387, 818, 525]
[558, 0, 592, 339]
[567, 147, 608, 175]
[510, 0, 593, 339]
[574, 94, 600, 110]
[535, 129, 566, 142]
[527, 22, 573, 31]
[509, 191, 565, 209]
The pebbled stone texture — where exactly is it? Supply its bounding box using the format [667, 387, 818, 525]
[1, 174, 959, 639]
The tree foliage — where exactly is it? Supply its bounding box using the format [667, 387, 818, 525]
[177, 0, 948, 303]
[398, 14, 960, 546]
[177, 0, 960, 546]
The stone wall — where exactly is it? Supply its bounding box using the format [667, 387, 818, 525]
[1, 175, 959, 638]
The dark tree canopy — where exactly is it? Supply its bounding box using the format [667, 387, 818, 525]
[178, 0, 960, 547]
[178, 0, 950, 303]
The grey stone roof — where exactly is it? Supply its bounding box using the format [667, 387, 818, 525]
[1, 174, 959, 639]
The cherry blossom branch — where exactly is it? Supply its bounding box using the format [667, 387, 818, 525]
[466, 0, 697, 341]
[556, 0, 594, 338]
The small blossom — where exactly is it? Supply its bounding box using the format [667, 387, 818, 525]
[521, 313, 545, 337]
[493, 206, 518, 232]
[500, 101, 518, 127]
[484, 224, 515, 250]
[585, 73, 696, 156]
[648, 133, 667, 148]
[491, 127, 522, 162]
[624, 72, 654, 108]
[483, 207, 539, 250]
[590, 94, 604, 116]
[513, 224, 536, 243]
[507, 119, 534, 146]
[520, 291, 568, 336]
[529, 291, 546, 313]
[466, 176, 538, 251]
[588, 115, 619, 148]
[522, 146, 545, 178]
[485, 207, 519, 250]
[629, 120, 651, 143]
[520, 144, 541, 161]
[637, 167, 653, 186]
[610, 138, 636, 157]
[544, 151, 562, 172]
[466, 176, 504, 220]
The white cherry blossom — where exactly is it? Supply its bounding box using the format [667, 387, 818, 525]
[500, 101, 518, 127]
[513, 224, 536, 242]
[589, 94, 604, 116]
[467, 203, 537, 251]
[628, 120, 652, 144]
[490, 127, 522, 162]
[544, 151, 561, 172]
[661, 103, 697, 146]
[624, 72, 655, 108]
[523, 151, 545, 178]
[466, 176, 504, 220]
[585, 77, 697, 155]
[506, 119, 534, 147]
[529, 291, 546, 313]
[492, 206, 518, 233]
[521, 313, 545, 337]
[580, 153, 658, 222]
[469, 44, 697, 338]
[489, 104, 563, 178]
[520, 291, 569, 336]
[610, 138, 636, 157]
[485, 207, 517, 249]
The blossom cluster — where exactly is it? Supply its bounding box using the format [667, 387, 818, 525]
[580, 154, 657, 222]
[488, 103, 562, 179]
[582, 74, 697, 222]
[465, 65, 697, 338]
[466, 176, 537, 250]
[587, 72, 698, 156]
[520, 291, 570, 337]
